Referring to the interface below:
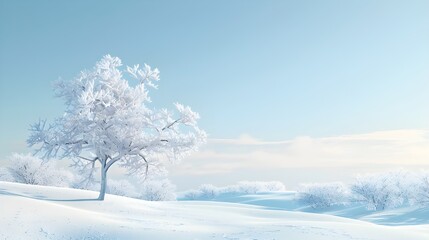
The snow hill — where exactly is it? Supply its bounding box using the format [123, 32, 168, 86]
[179, 191, 429, 226]
[1, 182, 428, 240]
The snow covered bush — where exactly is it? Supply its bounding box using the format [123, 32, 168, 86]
[298, 182, 350, 208]
[7, 153, 73, 187]
[27, 55, 206, 200]
[351, 171, 409, 211]
[182, 184, 219, 200]
[181, 190, 201, 200]
[408, 171, 429, 206]
[139, 179, 176, 201]
[231, 181, 286, 194]
[182, 181, 286, 200]
[107, 179, 138, 198]
[197, 184, 220, 199]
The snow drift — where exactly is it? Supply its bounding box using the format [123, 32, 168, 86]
[1, 181, 428, 240]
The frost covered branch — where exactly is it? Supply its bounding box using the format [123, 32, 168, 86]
[27, 55, 206, 200]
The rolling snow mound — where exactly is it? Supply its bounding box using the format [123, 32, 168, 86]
[1, 181, 429, 240]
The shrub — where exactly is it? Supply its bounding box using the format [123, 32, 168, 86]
[182, 181, 287, 200]
[7, 153, 73, 187]
[107, 179, 138, 198]
[351, 171, 408, 211]
[408, 171, 429, 206]
[139, 179, 176, 201]
[182, 189, 204, 200]
[233, 181, 286, 194]
[298, 182, 350, 208]
[196, 184, 219, 199]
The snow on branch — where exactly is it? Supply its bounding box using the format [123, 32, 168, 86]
[27, 55, 206, 200]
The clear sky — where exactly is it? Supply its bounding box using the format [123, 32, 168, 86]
[1, 1, 429, 189]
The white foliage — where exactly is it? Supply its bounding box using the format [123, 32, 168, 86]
[351, 171, 409, 211]
[182, 189, 205, 200]
[139, 179, 176, 201]
[231, 181, 286, 194]
[182, 181, 286, 200]
[408, 171, 429, 206]
[107, 179, 138, 198]
[298, 182, 350, 208]
[27, 55, 206, 199]
[7, 153, 73, 187]
[198, 184, 220, 199]
[183, 184, 220, 200]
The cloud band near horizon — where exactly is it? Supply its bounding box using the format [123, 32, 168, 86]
[169, 129, 429, 189]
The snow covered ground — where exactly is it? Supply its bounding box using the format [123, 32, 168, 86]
[179, 191, 429, 226]
[1, 181, 428, 240]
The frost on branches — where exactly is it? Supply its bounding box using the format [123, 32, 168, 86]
[27, 55, 206, 200]
[351, 171, 408, 211]
[7, 153, 73, 187]
[298, 182, 350, 209]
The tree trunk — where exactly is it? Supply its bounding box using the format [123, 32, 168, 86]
[98, 168, 107, 200]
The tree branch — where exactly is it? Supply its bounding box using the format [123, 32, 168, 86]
[161, 118, 181, 131]
[78, 156, 99, 162]
[105, 155, 120, 171]
[139, 153, 149, 180]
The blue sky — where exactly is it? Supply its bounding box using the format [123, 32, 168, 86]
[1, 1, 429, 189]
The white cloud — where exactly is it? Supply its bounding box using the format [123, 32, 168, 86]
[169, 129, 429, 189]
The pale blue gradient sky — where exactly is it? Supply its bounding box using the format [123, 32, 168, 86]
[1, 1, 429, 186]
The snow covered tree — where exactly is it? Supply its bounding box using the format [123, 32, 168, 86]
[298, 182, 350, 208]
[27, 55, 206, 200]
[408, 171, 429, 206]
[7, 153, 73, 187]
[351, 171, 408, 210]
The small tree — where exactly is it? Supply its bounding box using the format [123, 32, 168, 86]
[351, 171, 407, 211]
[27, 55, 206, 200]
[298, 182, 350, 209]
[409, 171, 429, 206]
